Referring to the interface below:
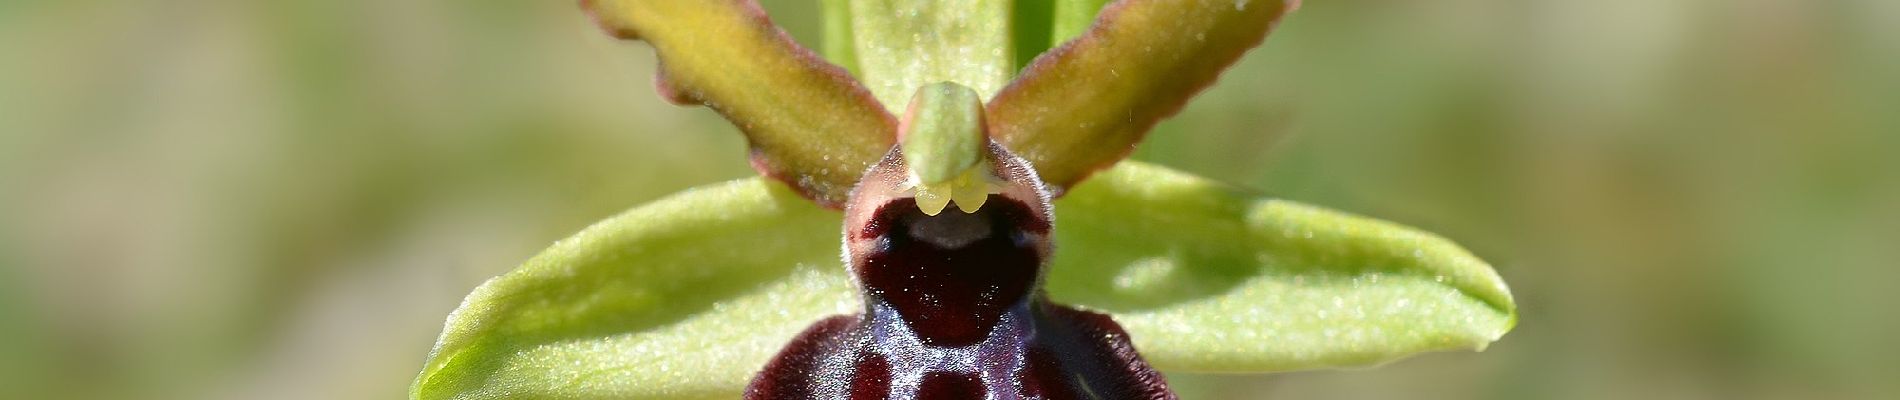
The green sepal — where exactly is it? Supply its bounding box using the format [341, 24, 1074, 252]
[1048, 161, 1517, 372]
[846, 0, 1013, 109]
[409, 178, 854, 400]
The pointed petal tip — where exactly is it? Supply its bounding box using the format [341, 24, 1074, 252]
[991, 0, 1298, 191]
[581, 0, 896, 207]
[578, 0, 639, 40]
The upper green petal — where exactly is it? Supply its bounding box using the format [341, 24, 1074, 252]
[989, 0, 1299, 193]
[583, 0, 895, 208]
[1047, 161, 1516, 372]
[410, 178, 854, 400]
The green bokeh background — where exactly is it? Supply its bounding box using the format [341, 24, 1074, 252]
[2, 0, 1896, 399]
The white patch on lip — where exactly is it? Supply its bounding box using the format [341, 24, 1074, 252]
[866, 302, 1033, 400]
[905, 208, 992, 249]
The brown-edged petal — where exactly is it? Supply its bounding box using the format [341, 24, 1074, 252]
[987, 0, 1298, 194]
[583, 0, 897, 207]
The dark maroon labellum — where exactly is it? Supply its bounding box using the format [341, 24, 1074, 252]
[745, 148, 1175, 400]
[857, 196, 1042, 347]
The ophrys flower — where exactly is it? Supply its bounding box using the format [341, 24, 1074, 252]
[411, 1, 1516, 399]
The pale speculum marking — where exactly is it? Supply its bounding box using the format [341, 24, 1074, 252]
[904, 207, 994, 249]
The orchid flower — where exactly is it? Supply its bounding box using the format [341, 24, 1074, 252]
[411, 1, 1516, 399]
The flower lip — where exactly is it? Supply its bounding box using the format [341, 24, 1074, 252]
[844, 142, 1052, 347]
[856, 195, 1040, 347]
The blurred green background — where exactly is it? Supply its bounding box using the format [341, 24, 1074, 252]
[3, 0, 1897, 399]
